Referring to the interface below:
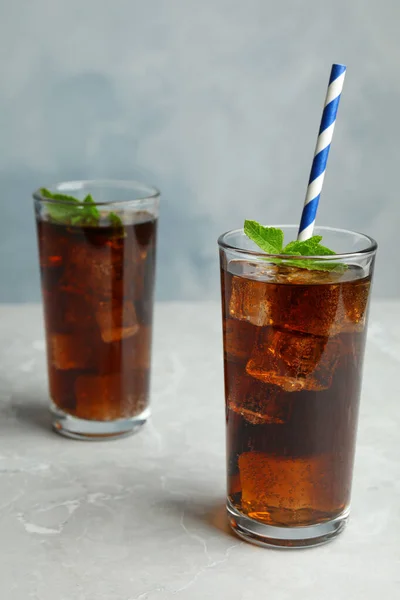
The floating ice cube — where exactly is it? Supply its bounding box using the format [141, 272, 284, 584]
[63, 292, 95, 329]
[266, 267, 370, 337]
[269, 281, 342, 337]
[95, 301, 139, 343]
[223, 318, 257, 363]
[75, 371, 149, 420]
[49, 334, 93, 371]
[228, 262, 370, 337]
[229, 277, 270, 327]
[227, 370, 292, 425]
[246, 328, 341, 392]
[228, 261, 278, 327]
[274, 266, 342, 285]
[340, 278, 371, 333]
[61, 243, 123, 300]
[75, 374, 122, 421]
[239, 452, 338, 522]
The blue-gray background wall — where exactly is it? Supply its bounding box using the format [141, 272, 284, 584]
[0, 0, 398, 301]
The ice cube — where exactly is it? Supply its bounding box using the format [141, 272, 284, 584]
[340, 278, 371, 333]
[229, 276, 270, 326]
[227, 370, 293, 425]
[270, 280, 342, 337]
[229, 262, 370, 337]
[49, 334, 93, 370]
[246, 328, 341, 392]
[274, 266, 342, 286]
[63, 291, 95, 329]
[61, 243, 122, 300]
[223, 318, 257, 363]
[228, 263, 342, 335]
[75, 374, 122, 421]
[95, 301, 139, 343]
[75, 371, 149, 421]
[239, 452, 338, 522]
[228, 263, 278, 327]
[96, 325, 151, 374]
[42, 290, 96, 337]
[266, 267, 370, 337]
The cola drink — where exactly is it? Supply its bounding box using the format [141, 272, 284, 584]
[37, 210, 157, 437]
[219, 246, 374, 545]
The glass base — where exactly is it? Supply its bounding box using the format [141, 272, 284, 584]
[50, 402, 150, 441]
[227, 500, 349, 549]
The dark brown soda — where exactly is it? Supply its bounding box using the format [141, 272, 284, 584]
[221, 260, 370, 527]
[37, 214, 157, 421]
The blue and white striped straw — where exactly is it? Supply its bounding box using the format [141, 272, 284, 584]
[297, 63, 347, 241]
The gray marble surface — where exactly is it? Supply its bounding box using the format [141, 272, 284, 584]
[0, 302, 399, 599]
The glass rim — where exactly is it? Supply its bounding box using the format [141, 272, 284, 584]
[33, 179, 160, 206]
[218, 225, 378, 261]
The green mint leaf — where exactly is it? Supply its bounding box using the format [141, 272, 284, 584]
[243, 220, 346, 272]
[40, 188, 80, 204]
[81, 194, 100, 224]
[283, 236, 322, 254]
[70, 215, 83, 225]
[282, 235, 344, 271]
[282, 236, 335, 256]
[82, 193, 97, 209]
[40, 188, 99, 227]
[109, 212, 123, 228]
[244, 220, 284, 254]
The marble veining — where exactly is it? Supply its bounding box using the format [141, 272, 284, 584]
[0, 302, 399, 599]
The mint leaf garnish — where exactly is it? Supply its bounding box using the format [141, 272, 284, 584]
[80, 194, 100, 225]
[40, 188, 99, 226]
[109, 212, 123, 228]
[244, 220, 346, 272]
[244, 221, 284, 254]
[40, 189, 123, 230]
[282, 236, 335, 256]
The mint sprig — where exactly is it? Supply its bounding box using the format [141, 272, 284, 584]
[282, 235, 335, 257]
[244, 220, 345, 272]
[109, 211, 124, 228]
[40, 188, 123, 228]
[243, 221, 284, 254]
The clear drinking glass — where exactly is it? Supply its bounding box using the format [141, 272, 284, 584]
[34, 180, 159, 440]
[218, 225, 377, 547]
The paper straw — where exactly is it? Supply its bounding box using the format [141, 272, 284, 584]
[297, 63, 347, 241]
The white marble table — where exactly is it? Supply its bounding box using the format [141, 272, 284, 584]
[0, 302, 399, 599]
